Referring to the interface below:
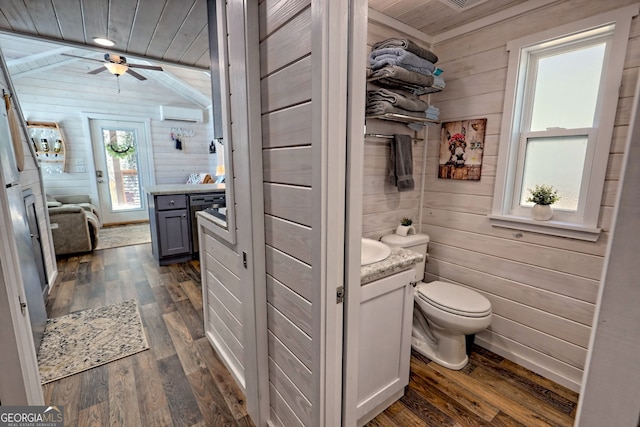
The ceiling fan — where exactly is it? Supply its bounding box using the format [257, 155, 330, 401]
[62, 53, 163, 81]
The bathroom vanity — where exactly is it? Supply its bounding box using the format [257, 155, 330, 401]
[357, 247, 423, 425]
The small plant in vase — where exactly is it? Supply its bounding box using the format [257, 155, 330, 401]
[526, 184, 560, 221]
[396, 217, 416, 236]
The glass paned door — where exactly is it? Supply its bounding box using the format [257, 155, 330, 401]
[90, 119, 150, 225]
[101, 128, 142, 211]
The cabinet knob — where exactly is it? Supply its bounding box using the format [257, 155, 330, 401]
[170, 200, 175, 205]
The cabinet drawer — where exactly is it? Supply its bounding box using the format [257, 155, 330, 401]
[156, 194, 187, 210]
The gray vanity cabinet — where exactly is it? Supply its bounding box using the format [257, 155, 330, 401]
[149, 194, 191, 265]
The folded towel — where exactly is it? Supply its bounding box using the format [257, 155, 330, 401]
[367, 88, 428, 112]
[388, 134, 414, 191]
[370, 48, 436, 76]
[366, 100, 427, 118]
[372, 38, 438, 64]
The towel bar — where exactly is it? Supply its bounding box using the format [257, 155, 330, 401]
[364, 133, 423, 142]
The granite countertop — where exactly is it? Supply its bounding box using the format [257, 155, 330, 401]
[361, 246, 423, 285]
[145, 184, 225, 195]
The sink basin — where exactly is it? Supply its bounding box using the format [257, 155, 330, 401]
[361, 238, 391, 266]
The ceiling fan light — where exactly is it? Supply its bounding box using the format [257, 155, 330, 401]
[104, 62, 128, 76]
[92, 37, 115, 47]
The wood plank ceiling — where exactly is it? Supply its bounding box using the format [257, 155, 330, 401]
[0, 0, 210, 69]
[0, 0, 528, 70]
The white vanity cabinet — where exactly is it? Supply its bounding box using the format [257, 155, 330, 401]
[356, 268, 415, 425]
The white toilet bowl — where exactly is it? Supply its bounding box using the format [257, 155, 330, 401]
[412, 281, 492, 370]
[379, 233, 493, 370]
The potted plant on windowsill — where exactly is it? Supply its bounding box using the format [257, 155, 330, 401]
[527, 184, 560, 221]
[396, 217, 416, 236]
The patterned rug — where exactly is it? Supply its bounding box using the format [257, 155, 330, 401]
[37, 299, 149, 384]
[95, 223, 151, 250]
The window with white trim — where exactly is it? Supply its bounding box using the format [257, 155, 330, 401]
[489, 6, 637, 241]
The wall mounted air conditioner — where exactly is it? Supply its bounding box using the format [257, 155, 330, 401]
[160, 105, 204, 123]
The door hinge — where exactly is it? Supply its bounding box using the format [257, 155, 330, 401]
[242, 251, 247, 268]
[336, 286, 345, 304]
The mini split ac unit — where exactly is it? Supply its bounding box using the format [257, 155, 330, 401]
[160, 105, 204, 123]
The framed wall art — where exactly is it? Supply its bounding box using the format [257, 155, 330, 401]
[438, 118, 487, 180]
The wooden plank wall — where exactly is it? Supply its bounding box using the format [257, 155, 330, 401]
[362, 20, 428, 240]
[423, 0, 640, 391]
[201, 227, 246, 389]
[259, 0, 314, 425]
[2, 47, 216, 196]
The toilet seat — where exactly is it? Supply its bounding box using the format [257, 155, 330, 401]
[416, 281, 491, 318]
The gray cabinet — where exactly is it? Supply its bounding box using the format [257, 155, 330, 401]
[149, 194, 192, 265]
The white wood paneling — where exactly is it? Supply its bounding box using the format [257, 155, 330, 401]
[267, 275, 312, 336]
[268, 357, 312, 423]
[264, 183, 312, 227]
[265, 245, 313, 301]
[267, 303, 312, 370]
[262, 102, 311, 149]
[268, 331, 312, 400]
[9, 65, 215, 198]
[259, 2, 314, 425]
[423, 1, 640, 391]
[264, 215, 312, 265]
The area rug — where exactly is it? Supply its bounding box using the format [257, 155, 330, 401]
[94, 223, 151, 250]
[37, 299, 149, 384]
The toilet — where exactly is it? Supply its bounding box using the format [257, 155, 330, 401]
[381, 233, 492, 370]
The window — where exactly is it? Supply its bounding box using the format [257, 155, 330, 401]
[489, 6, 637, 241]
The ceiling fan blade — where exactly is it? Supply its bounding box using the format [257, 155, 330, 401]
[128, 64, 164, 71]
[125, 69, 147, 81]
[60, 53, 105, 63]
[88, 66, 107, 74]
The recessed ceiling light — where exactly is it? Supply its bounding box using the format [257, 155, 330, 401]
[93, 37, 115, 47]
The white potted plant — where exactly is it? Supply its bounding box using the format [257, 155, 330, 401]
[526, 184, 560, 221]
[396, 217, 416, 236]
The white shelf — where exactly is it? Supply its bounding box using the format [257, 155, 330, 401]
[365, 113, 440, 125]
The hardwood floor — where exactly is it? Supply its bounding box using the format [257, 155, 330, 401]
[43, 243, 578, 426]
[43, 243, 254, 427]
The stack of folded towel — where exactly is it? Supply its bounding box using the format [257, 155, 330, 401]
[367, 88, 427, 116]
[366, 88, 439, 121]
[369, 38, 444, 95]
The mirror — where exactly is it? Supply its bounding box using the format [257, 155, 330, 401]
[204, 0, 236, 244]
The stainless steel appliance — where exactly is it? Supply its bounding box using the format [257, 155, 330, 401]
[0, 108, 47, 351]
[189, 193, 225, 254]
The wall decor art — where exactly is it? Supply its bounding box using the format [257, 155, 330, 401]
[438, 118, 487, 180]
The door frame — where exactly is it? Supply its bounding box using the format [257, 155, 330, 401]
[82, 113, 155, 222]
[342, 0, 369, 425]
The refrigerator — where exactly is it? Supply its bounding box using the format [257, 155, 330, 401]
[0, 106, 47, 352]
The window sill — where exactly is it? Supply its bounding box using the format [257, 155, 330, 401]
[488, 214, 601, 242]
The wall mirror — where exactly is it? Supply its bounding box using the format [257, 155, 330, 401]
[205, 0, 236, 244]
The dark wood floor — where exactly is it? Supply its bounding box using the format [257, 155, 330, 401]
[43, 243, 578, 427]
[43, 243, 253, 427]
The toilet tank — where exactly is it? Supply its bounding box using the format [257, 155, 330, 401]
[380, 233, 429, 282]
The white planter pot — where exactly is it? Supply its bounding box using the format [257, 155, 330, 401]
[532, 204, 553, 221]
[395, 225, 415, 236]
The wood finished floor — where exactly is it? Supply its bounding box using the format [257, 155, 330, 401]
[43, 243, 254, 427]
[43, 243, 578, 427]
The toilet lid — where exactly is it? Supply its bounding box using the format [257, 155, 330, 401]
[417, 281, 492, 318]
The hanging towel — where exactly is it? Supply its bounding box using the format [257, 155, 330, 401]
[367, 88, 428, 112]
[372, 38, 439, 64]
[388, 134, 414, 192]
[369, 48, 436, 76]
